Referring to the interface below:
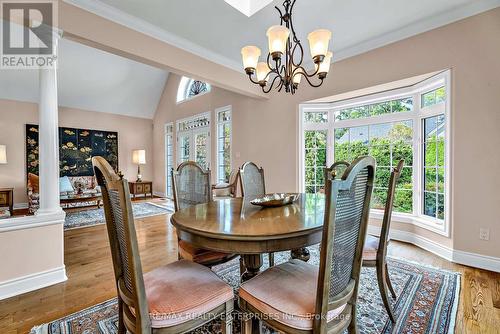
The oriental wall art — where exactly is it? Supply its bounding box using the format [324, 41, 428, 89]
[26, 124, 118, 177]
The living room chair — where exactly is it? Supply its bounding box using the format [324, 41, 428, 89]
[362, 159, 404, 323]
[92, 157, 234, 334]
[239, 161, 275, 267]
[239, 156, 375, 334]
[172, 161, 238, 267]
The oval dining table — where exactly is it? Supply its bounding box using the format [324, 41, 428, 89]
[170, 193, 325, 281]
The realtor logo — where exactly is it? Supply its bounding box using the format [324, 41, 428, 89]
[1, 0, 58, 69]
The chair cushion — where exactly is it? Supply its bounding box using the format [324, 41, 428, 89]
[143, 260, 233, 328]
[178, 240, 234, 265]
[239, 259, 346, 330]
[363, 235, 380, 261]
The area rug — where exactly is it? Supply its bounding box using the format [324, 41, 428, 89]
[30, 246, 460, 334]
[64, 202, 173, 230]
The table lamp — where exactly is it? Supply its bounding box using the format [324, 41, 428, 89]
[0, 145, 7, 164]
[132, 149, 146, 182]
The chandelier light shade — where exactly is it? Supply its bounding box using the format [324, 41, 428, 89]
[241, 46, 261, 74]
[307, 29, 332, 63]
[240, 0, 333, 94]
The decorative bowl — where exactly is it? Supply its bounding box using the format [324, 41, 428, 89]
[250, 193, 299, 207]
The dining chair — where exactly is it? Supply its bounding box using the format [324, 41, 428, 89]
[239, 156, 375, 334]
[362, 159, 404, 323]
[92, 157, 234, 334]
[212, 169, 239, 198]
[325, 161, 350, 180]
[172, 161, 237, 267]
[239, 161, 275, 267]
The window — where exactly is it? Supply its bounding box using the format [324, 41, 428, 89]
[299, 71, 450, 235]
[176, 113, 211, 170]
[176, 77, 211, 103]
[165, 123, 174, 198]
[216, 107, 232, 183]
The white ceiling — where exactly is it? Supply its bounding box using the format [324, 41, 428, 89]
[0, 35, 168, 119]
[66, 0, 500, 71]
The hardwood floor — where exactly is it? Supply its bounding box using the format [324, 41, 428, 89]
[0, 208, 499, 333]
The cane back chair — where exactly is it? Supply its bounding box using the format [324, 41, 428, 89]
[92, 156, 233, 334]
[362, 159, 405, 323]
[239, 156, 376, 333]
[172, 161, 237, 267]
[239, 161, 275, 267]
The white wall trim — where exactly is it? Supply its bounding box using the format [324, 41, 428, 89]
[64, 0, 500, 73]
[0, 211, 65, 233]
[62, 0, 242, 72]
[13, 202, 29, 210]
[153, 191, 166, 198]
[0, 265, 67, 301]
[368, 225, 500, 273]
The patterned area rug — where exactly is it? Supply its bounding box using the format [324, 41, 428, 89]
[30, 246, 460, 334]
[64, 202, 173, 230]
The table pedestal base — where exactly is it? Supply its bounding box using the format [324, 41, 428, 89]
[291, 247, 311, 262]
[242, 254, 263, 281]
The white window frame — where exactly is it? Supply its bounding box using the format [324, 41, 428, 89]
[164, 123, 174, 199]
[215, 106, 232, 183]
[298, 71, 451, 236]
[176, 112, 211, 169]
[176, 77, 212, 104]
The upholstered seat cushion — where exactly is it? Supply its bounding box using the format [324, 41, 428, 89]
[239, 259, 346, 330]
[143, 260, 233, 328]
[363, 235, 380, 261]
[178, 240, 234, 265]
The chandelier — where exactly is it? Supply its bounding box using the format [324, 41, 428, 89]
[240, 0, 333, 94]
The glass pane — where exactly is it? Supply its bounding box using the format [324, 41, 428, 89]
[370, 145, 390, 166]
[424, 192, 437, 217]
[422, 90, 436, 107]
[424, 116, 439, 141]
[369, 123, 392, 143]
[304, 112, 328, 123]
[437, 194, 445, 219]
[370, 101, 391, 116]
[391, 121, 413, 143]
[394, 189, 413, 213]
[393, 142, 413, 166]
[375, 167, 391, 188]
[334, 142, 350, 162]
[350, 126, 368, 145]
[392, 98, 413, 112]
[425, 168, 437, 192]
[335, 128, 349, 143]
[371, 188, 387, 210]
[398, 167, 413, 190]
[350, 144, 368, 160]
[195, 134, 208, 169]
[436, 87, 446, 103]
[437, 167, 445, 193]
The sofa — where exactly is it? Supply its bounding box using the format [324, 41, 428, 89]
[27, 173, 102, 213]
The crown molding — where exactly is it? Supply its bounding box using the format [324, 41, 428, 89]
[63, 0, 500, 73]
[62, 0, 243, 72]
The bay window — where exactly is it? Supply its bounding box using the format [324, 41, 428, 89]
[299, 72, 450, 234]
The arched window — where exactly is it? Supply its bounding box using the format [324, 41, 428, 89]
[176, 76, 211, 103]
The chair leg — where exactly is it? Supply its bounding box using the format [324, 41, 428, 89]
[385, 263, 397, 299]
[241, 312, 253, 334]
[117, 298, 126, 334]
[347, 307, 358, 334]
[376, 261, 396, 323]
[268, 252, 275, 267]
[222, 300, 233, 334]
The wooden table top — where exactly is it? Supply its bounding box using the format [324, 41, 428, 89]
[171, 193, 326, 242]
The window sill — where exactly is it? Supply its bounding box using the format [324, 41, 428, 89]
[369, 209, 449, 237]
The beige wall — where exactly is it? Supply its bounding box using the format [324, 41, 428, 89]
[0, 99, 154, 205]
[151, 8, 500, 258]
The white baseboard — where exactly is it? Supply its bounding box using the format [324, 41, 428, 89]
[153, 191, 166, 198]
[0, 266, 67, 301]
[368, 225, 500, 272]
[14, 202, 29, 210]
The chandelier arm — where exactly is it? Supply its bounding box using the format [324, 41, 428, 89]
[301, 74, 325, 88]
[290, 40, 304, 67]
[247, 73, 261, 85]
[261, 75, 282, 93]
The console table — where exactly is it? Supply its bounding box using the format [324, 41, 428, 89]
[0, 188, 14, 216]
[129, 181, 153, 199]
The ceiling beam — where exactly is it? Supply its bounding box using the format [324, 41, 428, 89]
[58, 2, 267, 100]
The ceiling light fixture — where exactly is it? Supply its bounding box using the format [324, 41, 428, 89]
[241, 0, 333, 94]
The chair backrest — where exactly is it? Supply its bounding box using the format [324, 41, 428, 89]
[92, 157, 150, 334]
[239, 162, 265, 200]
[377, 159, 404, 261]
[172, 161, 212, 211]
[227, 169, 240, 197]
[326, 161, 350, 179]
[314, 156, 375, 332]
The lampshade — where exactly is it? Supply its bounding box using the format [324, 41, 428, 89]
[241, 46, 261, 72]
[266, 25, 290, 57]
[292, 67, 303, 85]
[0, 145, 6, 164]
[132, 149, 146, 165]
[256, 62, 270, 83]
[318, 51, 333, 77]
[307, 29, 332, 62]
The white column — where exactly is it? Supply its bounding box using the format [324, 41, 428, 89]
[37, 32, 63, 215]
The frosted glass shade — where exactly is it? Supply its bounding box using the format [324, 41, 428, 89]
[241, 45, 261, 71]
[256, 62, 270, 83]
[266, 25, 290, 56]
[0, 145, 6, 164]
[132, 149, 146, 164]
[318, 51, 333, 76]
[307, 29, 332, 61]
[292, 68, 303, 84]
